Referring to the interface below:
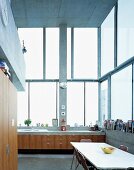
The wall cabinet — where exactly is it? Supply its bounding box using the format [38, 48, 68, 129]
[0, 70, 17, 170]
[18, 134, 105, 150]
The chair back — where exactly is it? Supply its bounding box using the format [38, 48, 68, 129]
[80, 139, 92, 142]
[119, 145, 128, 152]
[77, 151, 89, 170]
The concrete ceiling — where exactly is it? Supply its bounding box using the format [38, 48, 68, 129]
[11, 0, 117, 28]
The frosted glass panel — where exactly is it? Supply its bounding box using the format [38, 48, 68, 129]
[46, 28, 59, 79]
[118, 0, 134, 65]
[30, 82, 56, 126]
[101, 8, 114, 76]
[111, 66, 132, 121]
[18, 28, 43, 79]
[85, 83, 98, 126]
[74, 28, 97, 79]
[17, 83, 28, 126]
[67, 82, 84, 126]
[101, 80, 108, 123]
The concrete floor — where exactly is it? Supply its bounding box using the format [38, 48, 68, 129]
[18, 154, 83, 170]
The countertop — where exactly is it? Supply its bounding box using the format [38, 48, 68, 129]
[17, 129, 105, 135]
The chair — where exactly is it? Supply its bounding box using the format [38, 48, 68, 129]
[119, 145, 128, 152]
[70, 147, 82, 170]
[77, 151, 89, 170]
[80, 139, 92, 142]
[70, 139, 92, 170]
[77, 151, 96, 170]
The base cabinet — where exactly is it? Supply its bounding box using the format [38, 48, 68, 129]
[0, 70, 17, 170]
[18, 134, 105, 150]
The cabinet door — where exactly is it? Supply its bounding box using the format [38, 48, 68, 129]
[3, 72, 9, 170]
[18, 135, 30, 149]
[0, 71, 4, 170]
[92, 135, 105, 142]
[30, 135, 42, 149]
[42, 135, 55, 149]
[67, 135, 80, 149]
[54, 135, 67, 149]
[8, 82, 17, 170]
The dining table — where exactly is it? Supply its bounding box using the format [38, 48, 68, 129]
[71, 142, 134, 169]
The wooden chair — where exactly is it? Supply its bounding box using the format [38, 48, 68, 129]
[77, 151, 96, 170]
[80, 139, 92, 142]
[70, 139, 92, 170]
[70, 147, 82, 170]
[119, 145, 128, 152]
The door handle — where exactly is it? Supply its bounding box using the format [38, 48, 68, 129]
[6, 144, 10, 155]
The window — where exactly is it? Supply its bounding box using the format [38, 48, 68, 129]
[101, 8, 114, 76]
[30, 82, 57, 126]
[74, 28, 97, 79]
[101, 80, 108, 124]
[111, 66, 132, 121]
[18, 28, 43, 79]
[67, 82, 84, 126]
[67, 28, 71, 79]
[85, 83, 98, 125]
[118, 0, 134, 65]
[17, 83, 28, 126]
[46, 28, 59, 79]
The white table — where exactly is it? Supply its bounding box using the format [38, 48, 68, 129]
[71, 142, 134, 169]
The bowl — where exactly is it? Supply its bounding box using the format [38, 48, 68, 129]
[101, 147, 115, 154]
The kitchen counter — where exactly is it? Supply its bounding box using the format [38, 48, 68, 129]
[17, 128, 105, 135]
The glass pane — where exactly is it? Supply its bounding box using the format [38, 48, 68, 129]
[85, 83, 98, 126]
[74, 28, 97, 79]
[101, 8, 114, 76]
[101, 80, 108, 124]
[67, 28, 71, 79]
[111, 66, 132, 121]
[17, 83, 28, 126]
[46, 28, 59, 79]
[118, 0, 134, 65]
[18, 28, 43, 79]
[67, 82, 84, 126]
[30, 82, 56, 126]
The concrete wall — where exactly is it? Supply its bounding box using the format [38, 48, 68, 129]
[106, 130, 134, 154]
[0, 0, 25, 90]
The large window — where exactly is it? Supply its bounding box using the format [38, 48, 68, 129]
[111, 66, 132, 121]
[18, 28, 43, 79]
[67, 82, 84, 126]
[74, 28, 97, 79]
[101, 8, 114, 76]
[67, 28, 71, 79]
[100, 80, 108, 124]
[17, 83, 28, 126]
[46, 28, 59, 79]
[30, 82, 57, 126]
[85, 83, 98, 125]
[118, 0, 134, 65]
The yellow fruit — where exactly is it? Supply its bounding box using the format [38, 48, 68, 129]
[101, 147, 115, 154]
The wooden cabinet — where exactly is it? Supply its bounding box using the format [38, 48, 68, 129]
[67, 135, 80, 149]
[0, 70, 17, 170]
[42, 135, 55, 149]
[8, 81, 17, 170]
[30, 135, 42, 149]
[54, 135, 67, 149]
[18, 135, 30, 149]
[18, 133, 105, 150]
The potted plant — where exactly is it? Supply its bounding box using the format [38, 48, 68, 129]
[24, 119, 32, 126]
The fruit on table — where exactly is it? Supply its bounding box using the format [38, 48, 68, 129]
[101, 147, 115, 154]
